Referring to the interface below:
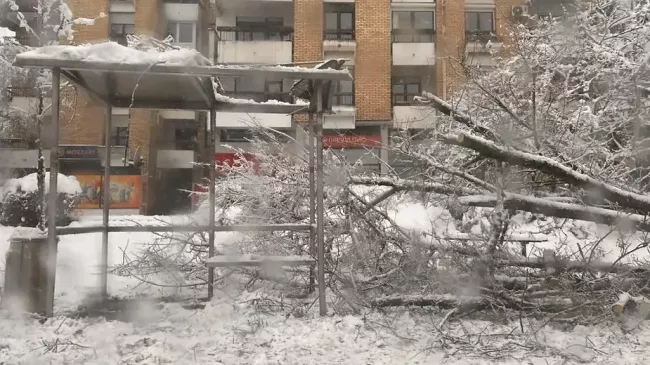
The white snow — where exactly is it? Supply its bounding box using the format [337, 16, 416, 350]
[214, 92, 308, 106]
[15, 41, 210, 67]
[71, 18, 96, 26]
[0, 26, 16, 38]
[1, 172, 81, 196]
[0, 206, 649, 363]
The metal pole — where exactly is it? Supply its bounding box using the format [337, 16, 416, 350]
[316, 83, 326, 316]
[308, 112, 316, 293]
[207, 110, 217, 300]
[45, 67, 61, 317]
[101, 101, 112, 299]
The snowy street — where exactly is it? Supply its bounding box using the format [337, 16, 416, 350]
[1, 214, 649, 365]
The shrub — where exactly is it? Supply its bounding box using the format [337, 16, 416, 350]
[0, 173, 81, 227]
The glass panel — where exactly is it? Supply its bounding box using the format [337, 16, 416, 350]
[266, 81, 282, 93]
[178, 23, 194, 43]
[392, 84, 404, 93]
[479, 12, 494, 31]
[465, 12, 478, 31]
[110, 12, 135, 25]
[124, 24, 135, 34]
[406, 83, 420, 94]
[166, 22, 178, 39]
[392, 11, 410, 30]
[325, 13, 338, 30]
[413, 11, 433, 30]
[340, 12, 353, 30]
[267, 17, 284, 27]
[111, 24, 124, 35]
[339, 80, 353, 93]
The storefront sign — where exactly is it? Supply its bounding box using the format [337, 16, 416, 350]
[323, 135, 382, 149]
[75, 175, 143, 209]
[59, 146, 99, 159]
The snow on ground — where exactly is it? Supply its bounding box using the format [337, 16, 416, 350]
[1, 208, 650, 364]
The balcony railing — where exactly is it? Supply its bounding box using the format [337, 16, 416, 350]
[324, 29, 355, 41]
[391, 29, 435, 43]
[332, 93, 354, 106]
[222, 91, 292, 104]
[465, 31, 501, 43]
[216, 26, 293, 42]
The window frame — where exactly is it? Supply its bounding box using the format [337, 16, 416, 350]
[332, 79, 354, 106]
[464, 11, 495, 33]
[324, 8, 355, 41]
[391, 76, 422, 106]
[166, 21, 196, 44]
[111, 126, 129, 147]
[391, 11, 435, 43]
[234, 17, 288, 41]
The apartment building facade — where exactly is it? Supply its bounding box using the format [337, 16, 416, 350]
[1, 0, 567, 214]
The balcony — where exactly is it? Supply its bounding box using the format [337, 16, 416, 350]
[393, 105, 437, 129]
[214, 92, 293, 128]
[323, 29, 356, 53]
[465, 31, 501, 67]
[214, 26, 293, 64]
[392, 30, 436, 66]
[163, 1, 199, 22]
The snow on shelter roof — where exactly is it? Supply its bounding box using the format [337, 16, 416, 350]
[13, 42, 352, 112]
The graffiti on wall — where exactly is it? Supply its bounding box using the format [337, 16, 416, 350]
[76, 175, 142, 209]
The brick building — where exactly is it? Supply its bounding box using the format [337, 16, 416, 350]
[2, 0, 571, 215]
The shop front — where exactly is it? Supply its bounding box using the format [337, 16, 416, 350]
[322, 126, 382, 173]
[58, 145, 143, 211]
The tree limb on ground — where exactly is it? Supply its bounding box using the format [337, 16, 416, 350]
[349, 176, 650, 231]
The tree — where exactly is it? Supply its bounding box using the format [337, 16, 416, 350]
[1, 0, 99, 229]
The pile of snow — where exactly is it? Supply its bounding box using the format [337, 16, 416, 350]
[15, 41, 210, 67]
[0, 172, 81, 196]
[0, 26, 15, 38]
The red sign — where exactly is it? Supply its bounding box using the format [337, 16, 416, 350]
[323, 135, 382, 148]
[215, 152, 260, 174]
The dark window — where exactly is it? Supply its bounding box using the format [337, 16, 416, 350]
[234, 17, 286, 41]
[332, 79, 354, 106]
[167, 22, 194, 43]
[325, 6, 355, 40]
[392, 77, 421, 105]
[112, 127, 129, 147]
[392, 11, 435, 42]
[220, 129, 291, 143]
[109, 12, 135, 46]
[465, 11, 494, 32]
[175, 127, 197, 150]
[110, 24, 135, 46]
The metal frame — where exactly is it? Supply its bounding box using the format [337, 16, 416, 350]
[15, 52, 349, 317]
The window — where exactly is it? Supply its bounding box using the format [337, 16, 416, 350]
[175, 127, 197, 150]
[112, 127, 129, 147]
[325, 6, 354, 40]
[234, 17, 287, 41]
[265, 80, 283, 94]
[465, 11, 494, 32]
[392, 11, 435, 42]
[332, 79, 354, 106]
[109, 12, 135, 46]
[392, 77, 421, 105]
[166, 22, 195, 44]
